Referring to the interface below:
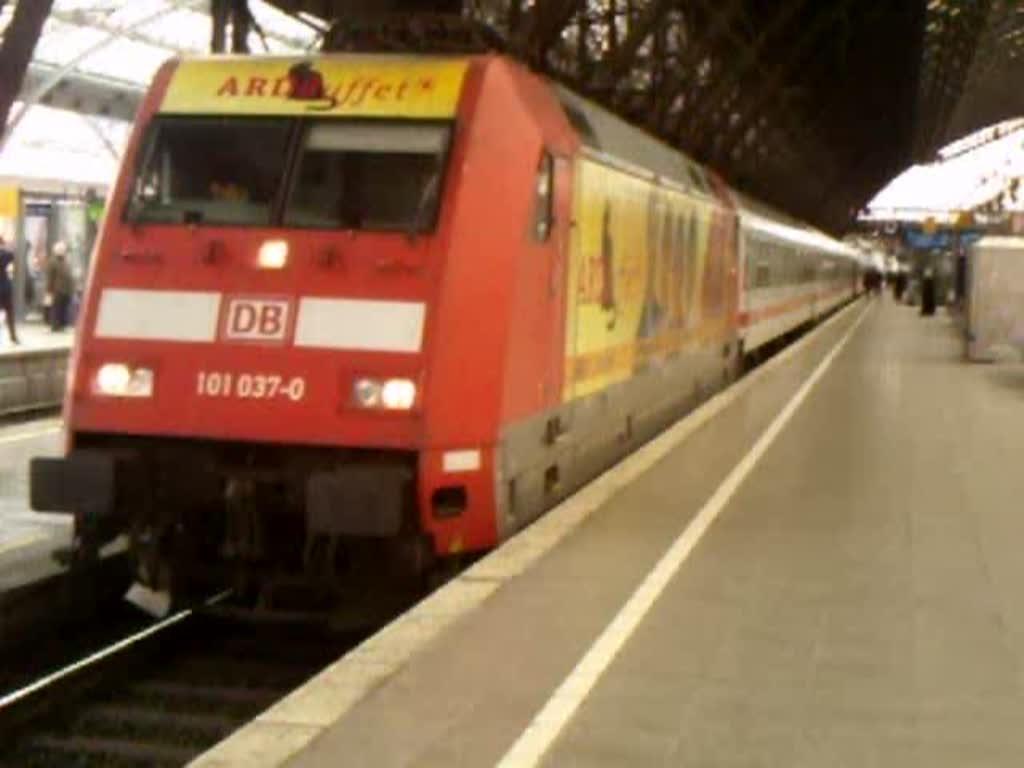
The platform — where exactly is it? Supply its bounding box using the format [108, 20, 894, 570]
[0, 322, 74, 356]
[195, 296, 1024, 768]
[0, 323, 73, 416]
[0, 417, 135, 654]
[0, 417, 68, 590]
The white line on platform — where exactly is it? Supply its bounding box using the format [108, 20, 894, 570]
[0, 533, 48, 557]
[0, 424, 61, 446]
[496, 302, 871, 768]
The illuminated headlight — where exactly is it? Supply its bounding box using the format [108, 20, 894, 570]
[95, 363, 154, 398]
[258, 239, 289, 269]
[381, 379, 416, 410]
[352, 377, 416, 410]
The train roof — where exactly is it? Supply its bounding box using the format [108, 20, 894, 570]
[740, 205, 862, 262]
[553, 84, 716, 198]
[730, 190, 806, 229]
[549, 66, 862, 263]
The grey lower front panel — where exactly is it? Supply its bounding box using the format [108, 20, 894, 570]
[497, 343, 732, 539]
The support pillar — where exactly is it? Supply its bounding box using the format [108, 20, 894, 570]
[211, 0, 228, 53]
[210, 0, 250, 54]
[0, 0, 56, 142]
[230, 0, 250, 53]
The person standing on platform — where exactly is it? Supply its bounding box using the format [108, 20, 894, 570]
[864, 268, 882, 296]
[47, 242, 74, 332]
[894, 270, 907, 302]
[920, 266, 937, 316]
[0, 235, 19, 345]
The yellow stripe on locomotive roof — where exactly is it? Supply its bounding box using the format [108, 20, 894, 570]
[161, 55, 469, 118]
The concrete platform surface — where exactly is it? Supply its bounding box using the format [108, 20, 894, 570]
[0, 418, 68, 590]
[194, 297, 1024, 768]
[0, 322, 74, 358]
[0, 323, 73, 415]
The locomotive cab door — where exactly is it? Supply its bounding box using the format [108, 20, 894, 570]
[547, 154, 572, 408]
[527, 149, 572, 510]
[526, 150, 572, 412]
[541, 152, 573, 501]
[501, 149, 574, 534]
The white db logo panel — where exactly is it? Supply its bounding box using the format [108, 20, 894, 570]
[223, 298, 291, 343]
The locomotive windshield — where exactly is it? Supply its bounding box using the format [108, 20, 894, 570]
[127, 116, 292, 226]
[126, 117, 451, 233]
[286, 122, 450, 232]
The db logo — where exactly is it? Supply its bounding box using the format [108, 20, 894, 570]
[222, 297, 291, 342]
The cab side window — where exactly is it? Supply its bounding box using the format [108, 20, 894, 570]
[532, 151, 554, 242]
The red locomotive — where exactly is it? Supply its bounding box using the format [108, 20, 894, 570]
[31, 53, 860, 607]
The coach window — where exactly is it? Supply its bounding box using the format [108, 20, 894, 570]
[781, 247, 793, 284]
[745, 238, 759, 289]
[532, 151, 555, 242]
[802, 252, 816, 283]
[753, 242, 772, 288]
[766, 244, 779, 286]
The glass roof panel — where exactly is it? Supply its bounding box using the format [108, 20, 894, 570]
[9, 1, 319, 91]
[0, 102, 130, 188]
[0, 1, 322, 187]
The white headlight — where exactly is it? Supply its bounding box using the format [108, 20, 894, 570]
[381, 379, 416, 410]
[258, 239, 288, 269]
[95, 363, 154, 398]
[352, 377, 416, 410]
[353, 378, 382, 408]
[96, 363, 131, 395]
[125, 368, 155, 397]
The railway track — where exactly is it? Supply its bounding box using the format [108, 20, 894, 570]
[0, 601, 364, 767]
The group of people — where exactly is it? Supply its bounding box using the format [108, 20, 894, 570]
[0, 235, 76, 345]
[863, 268, 884, 295]
[862, 267, 937, 316]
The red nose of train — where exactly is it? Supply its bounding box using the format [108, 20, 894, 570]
[70, 225, 434, 450]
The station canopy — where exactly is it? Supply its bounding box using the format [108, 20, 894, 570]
[3, 1, 1024, 231]
[0, 0, 321, 190]
[864, 118, 1024, 226]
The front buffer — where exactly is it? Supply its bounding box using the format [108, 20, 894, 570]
[31, 433, 437, 611]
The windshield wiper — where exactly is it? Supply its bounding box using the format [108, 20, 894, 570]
[407, 170, 441, 242]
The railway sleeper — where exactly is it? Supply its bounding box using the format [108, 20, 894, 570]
[29, 734, 198, 765]
[81, 704, 239, 735]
